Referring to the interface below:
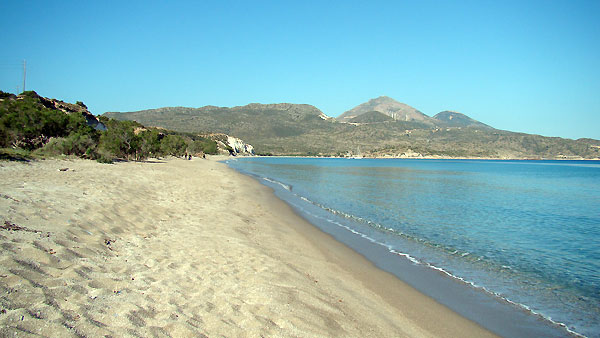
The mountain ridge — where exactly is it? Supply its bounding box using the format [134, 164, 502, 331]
[103, 97, 600, 159]
[338, 96, 433, 124]
[433, 111, 492, 129]
[338, 96, 491, 130]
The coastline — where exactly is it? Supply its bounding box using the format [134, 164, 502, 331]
[225, 156, 584, 338]
[261, 155, 600, 161]
[0, 156, 496, 337]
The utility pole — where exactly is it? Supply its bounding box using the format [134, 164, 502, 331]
[22, 59, 26, 92]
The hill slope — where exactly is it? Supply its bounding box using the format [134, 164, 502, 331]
[433, 111, 492, 129]
[105, 103, 340, 155]
[338, 96, 433, 124]
[104, 98, 600, 159]
[348, 111, 395, 124]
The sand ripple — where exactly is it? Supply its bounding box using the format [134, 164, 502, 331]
[0, 158, 496, 337]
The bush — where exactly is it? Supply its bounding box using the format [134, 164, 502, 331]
[0, 147, 36, 161]
[0, 95, 95, 150]
[34, 137, 65, 156]
[20, 90, 39, 98]
[137, 129, 162, 159]
[1, 91, 232, 162]
[0, 91, 15, 99]
[188, 138, 218, 155]
[159, 134, 187, 157]
[96, 155, 114, 164]
[38, 132, 97, 157]
[202, 140, 218, 154]
[97, 120, 139, 160]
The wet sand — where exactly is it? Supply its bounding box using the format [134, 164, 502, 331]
[0, 157, 497, 337]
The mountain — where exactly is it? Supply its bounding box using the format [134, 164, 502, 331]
[104, 103, 340, 155]
[338, 96, 434, 124]
[433, 111, 492, 129]
[103, 97, 600, 159]
[348, 111, 395, 124]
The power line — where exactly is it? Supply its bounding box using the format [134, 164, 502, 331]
[23, 59, 26, 92]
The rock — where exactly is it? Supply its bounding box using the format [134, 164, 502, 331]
[205, 133, 255, 156]
[399, 149, 423, 158]
[227, 136, 255, 156]
[35, 94, 107, 131]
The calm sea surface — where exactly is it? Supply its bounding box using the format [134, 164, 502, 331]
[225, 157, 600, 337]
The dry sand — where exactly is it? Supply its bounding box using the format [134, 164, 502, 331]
[0, 157, 497, 337]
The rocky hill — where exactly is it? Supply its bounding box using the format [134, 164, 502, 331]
[1, 91, 106, 132]
[105, 103, 340, 154]
[0, 90, 257, 162]
[348, 111, 395, 124]
[433, 111, 492, 129]
[338, 96, 433, 124]
[103, 97, 600, 159]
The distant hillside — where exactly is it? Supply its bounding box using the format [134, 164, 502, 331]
[433, 111, 492, 129]
[338, 96, 433, 124]
[104, 97, 600, 159]
[104, 103, 340, 155]
[348, 111, 395, 124]
[0, 90, 255, 162]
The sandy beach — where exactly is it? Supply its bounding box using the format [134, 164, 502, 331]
[0, 157, 497, 337]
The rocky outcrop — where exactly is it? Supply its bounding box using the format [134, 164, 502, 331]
[19, 91, 106, 131]
[227, 136, 255, 155]
[205, 133, 255, 156]
[398, 149, 423, 158]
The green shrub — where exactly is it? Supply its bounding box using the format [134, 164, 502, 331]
[138, 129, 162, 159]
[188, 138, 218, 155]
[0, 95, 95, 150]
[20, 91, 39, 98]
[202, 140, 218, 154]
[38, 132, 97, 157]
[96, 155, 114, 164]
[1, 91, 242, 162]
[0, 91, 15, 99]
[98, 120, 139, 160]
[159, 134, 188, 157]
[0, 147, 35, 161]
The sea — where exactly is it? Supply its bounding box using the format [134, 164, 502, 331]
[224, 157, 600, 338]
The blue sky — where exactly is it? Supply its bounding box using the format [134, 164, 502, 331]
[1, 0, 599, 140]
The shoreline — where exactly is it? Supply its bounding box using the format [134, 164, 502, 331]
[0, 156, 498, 337]
[220, 159, 500, 337]
[258, 155, 600, 161]
[224, 156, 581, 338]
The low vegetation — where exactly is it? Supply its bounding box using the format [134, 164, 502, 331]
[0, 90, 219, 163]
[104, 103, 600, 159]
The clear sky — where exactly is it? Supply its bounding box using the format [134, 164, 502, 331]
[1, 0, 599, 140]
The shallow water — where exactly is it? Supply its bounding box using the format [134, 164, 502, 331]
[226, 157, 600, 337]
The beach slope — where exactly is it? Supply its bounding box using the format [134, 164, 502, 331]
[0, 157, 496, 337]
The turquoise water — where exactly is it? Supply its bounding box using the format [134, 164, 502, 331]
[226, 157, 600, 337]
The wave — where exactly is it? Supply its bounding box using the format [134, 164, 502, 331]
[236, 170, 585, 337]
[285, 188, 585, 337]
[261, 177, 292, 191]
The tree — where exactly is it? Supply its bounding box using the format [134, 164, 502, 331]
[98, 120, 140, 160]
[0, 95, 93, 150]
[188, 137, 219, 155]
[138, 129, 162, 159]
[159, 134, 187, 157]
